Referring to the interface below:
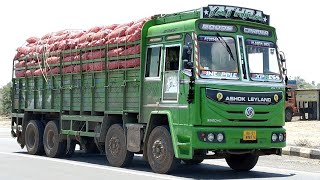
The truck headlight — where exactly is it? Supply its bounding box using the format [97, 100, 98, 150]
[271, 133, 278, 142]
[278, 133, 284, 141]
[217, 133, 224, 142]
[207, 133, 215, 142]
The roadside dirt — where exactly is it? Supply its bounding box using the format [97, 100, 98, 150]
[285, 117, 320, 149]
[0, 116, 10, 128]
[1, 115, 319, 149]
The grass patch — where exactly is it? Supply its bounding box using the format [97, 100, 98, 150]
[294, 139, 312, 147]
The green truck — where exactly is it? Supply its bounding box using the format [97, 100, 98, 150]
[11, 5, 287, 174]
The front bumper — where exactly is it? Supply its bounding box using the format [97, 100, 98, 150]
[173, 125, 286, 159]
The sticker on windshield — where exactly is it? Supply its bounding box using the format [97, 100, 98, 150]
[251, 73, 281, 81]
[246, 39, 275, 47]
[201, 70, 238, 79]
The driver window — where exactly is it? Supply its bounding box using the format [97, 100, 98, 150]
[165, 46, 180, 71]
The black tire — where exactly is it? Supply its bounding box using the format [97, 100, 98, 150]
[43, 121, 66, 158]
[65, 140, 76, 158]
[25, 120, 44, 155]
[285, 109, 293, 122]
[182, 159, 204, 165]
[147, 126, 180, 174]
[225, 154, 259, 171]
[105, 124, 133, 167]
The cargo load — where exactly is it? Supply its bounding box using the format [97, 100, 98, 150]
[14, 17, 149, 77]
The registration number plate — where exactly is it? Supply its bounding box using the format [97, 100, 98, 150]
[243, 130, 256, 140]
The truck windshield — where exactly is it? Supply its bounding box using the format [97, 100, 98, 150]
[198, 35, 239, 79]
[246, 39, 281, 82]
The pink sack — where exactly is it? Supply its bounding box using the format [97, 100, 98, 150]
[114, 22, 134, 30]
[107, 61, 121, 69]
[48, 67, 60, 75]
[34, 69, 45, 76]
[25, 69, 35, 76]
[15, 70, 26, 77]
[88, 26, 103, 33]
[107, 47, 124, 57]
[17, 47, 29, 55]
[120, 58, 140, 68]
[120, 45, 140, 56]
[46, 57, 60, 64]
[63, 65, 74, 73]
[87, 50, 105, 60]
[107, 27, 128, 39]
[125, 22, 143, 35]
[26, 37, 39, 44]
[101, 24, 118, 31]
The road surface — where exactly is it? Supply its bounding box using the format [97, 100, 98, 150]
[0, 128, 319, 180]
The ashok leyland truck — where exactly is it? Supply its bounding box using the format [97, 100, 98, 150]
[11, 5, 287, 174]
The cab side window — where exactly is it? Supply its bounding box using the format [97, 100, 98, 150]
[145, 47, 161, 78]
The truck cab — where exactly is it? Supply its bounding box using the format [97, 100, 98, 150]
[140, 5, 286, 173]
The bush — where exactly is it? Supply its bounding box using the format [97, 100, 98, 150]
[0, 82, 12, 116]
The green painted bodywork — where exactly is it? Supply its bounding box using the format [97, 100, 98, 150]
[12, 8, 286, 159]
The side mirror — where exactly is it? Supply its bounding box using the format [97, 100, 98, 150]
[282, 67, 287, 74]
[182, 45, 193, 69]
[183, 60, 194, 69]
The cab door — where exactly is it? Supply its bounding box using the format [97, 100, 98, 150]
[162, 45, 181, 102]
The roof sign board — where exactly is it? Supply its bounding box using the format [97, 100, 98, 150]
[201, 5, 270, 25]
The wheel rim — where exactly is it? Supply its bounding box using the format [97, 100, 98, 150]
[152, 139, 166, 160]
[27, 129, 36, 148]
[47, 130, 55, 149]
[109, 136, 120, 156]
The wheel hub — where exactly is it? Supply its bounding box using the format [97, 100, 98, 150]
[109, 136, 120, 156]
[27, 129, 36, 148]
[47, 130, 55, 149]
[152, 139, 165, 159]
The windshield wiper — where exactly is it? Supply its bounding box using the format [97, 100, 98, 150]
[216, 33, 236, 61]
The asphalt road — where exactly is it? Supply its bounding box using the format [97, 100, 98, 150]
[1, 128, 320, 180]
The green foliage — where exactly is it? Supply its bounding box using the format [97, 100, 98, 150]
[292, 76, 316, 89]
[0, 82, 12, 115]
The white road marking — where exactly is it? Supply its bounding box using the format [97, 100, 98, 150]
[0, 152, 185, 180]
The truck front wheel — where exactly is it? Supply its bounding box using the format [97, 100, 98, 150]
[105, 124, 133, 167]
[43, 121, 66, 158]
[25, 120, 44, 155]
[285, 109, 293, 122]
[147, 126, 180, 174]
[225, 154, 259, 171]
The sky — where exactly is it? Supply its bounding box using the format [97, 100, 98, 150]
[0, 0, 318, 87]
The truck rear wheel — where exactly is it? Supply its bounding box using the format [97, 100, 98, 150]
[43, 121, 66, 158]
[25, 120, 44, 155]
[147, 126, 180, 174]
[225, 154, 258, 171]
[105, 124, 133, 167]
[285, 109, 293, 122]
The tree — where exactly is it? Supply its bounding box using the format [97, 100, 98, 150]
[293, 76, 316, 89]
[0, 82, 12, 115]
